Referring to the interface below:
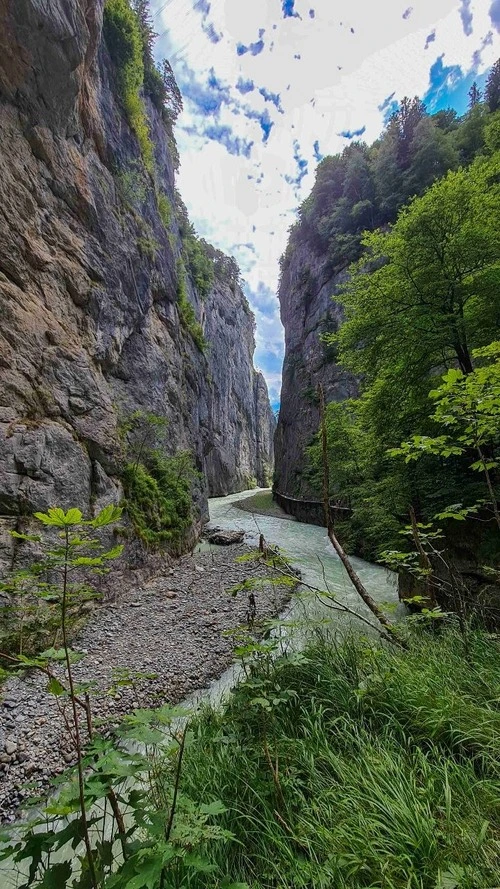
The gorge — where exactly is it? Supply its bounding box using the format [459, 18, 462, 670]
[1, 3, 500, 887]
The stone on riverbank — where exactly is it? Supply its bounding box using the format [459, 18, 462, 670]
[0, 544, 292, 823]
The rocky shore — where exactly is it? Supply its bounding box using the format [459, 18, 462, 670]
[0, 543, 291, 823]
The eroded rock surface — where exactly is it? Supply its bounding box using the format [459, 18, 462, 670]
[274, 242, 355, 497]
[0, 0, 274, 566]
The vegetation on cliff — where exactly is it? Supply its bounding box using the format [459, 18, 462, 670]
[120, 411, 197, 550]
[103, 0, 215, 354]
[280, 71, 500, 282]
[103, 0, 156, 173]
[296, 70, 500, 581]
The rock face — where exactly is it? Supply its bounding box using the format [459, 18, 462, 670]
[203, 284, 275, 496]
[0, 0, 274, 562]
[274, 241, 355, 497]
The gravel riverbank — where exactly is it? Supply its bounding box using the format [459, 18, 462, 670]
[0, 543, 291, 823]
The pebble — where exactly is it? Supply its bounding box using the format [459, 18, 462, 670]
[0, 544, 293, 823]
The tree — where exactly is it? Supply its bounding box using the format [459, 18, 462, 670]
[433, 108, 459, 132]
[129, 0, 183, 123]
[468, 81, 482, 109]
[406, 115, 459, 194]
[161, 58, 183, 122]
[391, 342, 500, 532]
[485, 58, 500, 112]
[388, 96, 427, 169]
[336, 156, 500, 383]
[317, 155, 500, 557]
[132, 0, 156, 57]
[372, 128, 406, 221]
[455, 103, 488, 163]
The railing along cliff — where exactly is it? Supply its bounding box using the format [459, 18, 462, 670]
[273, 490, 351, 527]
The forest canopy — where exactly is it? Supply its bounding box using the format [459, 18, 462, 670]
[300, 72, 500, 563]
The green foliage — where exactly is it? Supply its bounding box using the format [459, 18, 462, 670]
[1, 698, 238, 888]
[455, 104, 489, 163]
[280, 81, 500, 283]
[202, 241, 241, 289]
[119, 409, 169, 462]
[1, 506, 241, 889]
[157, 190, 171, 228]
[183, 234, 215, 299]
[484, 110, 500, 154]
[485, 57, 500, 113]
[305, 398, 407, 557]
[123, 451, 195, 550]
[391, 343, 500, 470]
[175, 191, 240, 293]
[116, 163, 149, 207]
[103, 0, 143, 77]
[137, 232, 159, 259]
[118, 410, 197, 551]
[164, 629, 500, 888]
[0, 506, 123, 659]
[308, 150, 500, 560]
[103, 0, 154, 173]
[131, 1, 183, 121]
[336, 156, 500, 382]
[388, 343, 500, 564]
[177, 260, 208, 351]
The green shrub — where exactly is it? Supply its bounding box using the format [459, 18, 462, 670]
[125, 90, 155, 174]
[137, 233, 159, 259]
[103, 0, 155, 174]
[183, 234, 214, 299]
[143, 61, 167, 111]
[157, 191, 171, 228]
[122, 451, 195, 550]
[116, 164, 148, 206]
[103, 0, 142, 75]
[176, 261, 207, 352]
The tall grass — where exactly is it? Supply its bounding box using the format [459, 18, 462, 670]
[157, 628, 500, 888]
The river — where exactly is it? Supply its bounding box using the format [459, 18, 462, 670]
[188, 488, 399, 706]
[1, 489, 398, 887]
[209, 489, 397, 607]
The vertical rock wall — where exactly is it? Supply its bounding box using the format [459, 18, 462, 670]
[274, 241, 355, 497]
[0, 0, 274, 562]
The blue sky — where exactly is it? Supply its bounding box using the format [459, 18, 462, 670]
[151, 0, 499, 407]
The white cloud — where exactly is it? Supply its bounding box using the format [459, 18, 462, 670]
[151, 0, 497, 399]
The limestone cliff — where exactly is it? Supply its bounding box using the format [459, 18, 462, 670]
[203, 278, 274, 496]
[274, 241, 355, 497]
[0, 0, 274, 563]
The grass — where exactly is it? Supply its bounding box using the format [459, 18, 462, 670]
[235, 489, 296, 521]
[155, 627, 500, 888]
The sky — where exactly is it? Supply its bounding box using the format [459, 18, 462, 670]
[151, 0, 499, 409]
